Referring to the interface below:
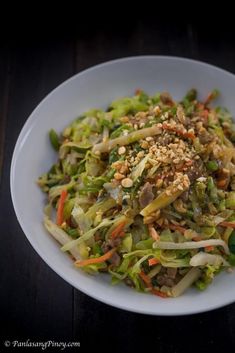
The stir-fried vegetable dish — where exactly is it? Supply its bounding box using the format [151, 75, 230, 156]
[38, 88, 235, 298]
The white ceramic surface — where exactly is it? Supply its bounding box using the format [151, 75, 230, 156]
[10, 56, 235, 315]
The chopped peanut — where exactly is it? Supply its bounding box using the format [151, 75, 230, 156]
[121, 178, 133, 188]
[118, 146, 126, 155]
[114, 172, 125, 180]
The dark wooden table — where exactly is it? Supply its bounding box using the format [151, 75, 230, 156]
[1, 22, 235, 352]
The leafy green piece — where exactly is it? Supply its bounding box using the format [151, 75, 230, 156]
[49, 129, 60, 151]
[195, 182, 207, 203]
[207, 177, 218, 204]
[66, 228, 79, 239]
[61, 218, 115, 252]
[109, 96, 149, 118]
[63, 198, 76, 220]
[226, 192, 235, 210]
[85, 152, 105, 177]
[78, 174, 108, 194]
[135, 238, 154, 250]
[160, 229, 174, 242]
[140, 183, 188, 217]
[121, 233, 133, 253]
[110, 124, 134, 138]
[206, 160, 219, 172]
[131, 154, 150, 182]
[195, 264, 220, 291]
[184, 89, 197, 102]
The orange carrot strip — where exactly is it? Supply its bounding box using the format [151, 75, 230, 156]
[139, 271, 168, 298]
[151, 288, 168, 298]
[168, 223, 186, 235]
[148, 258, 160, 267]
[184, 131, 196, 139]
[139, 271, 152, 288]
[217, 179, 227, 188]
[219, 221, 235, 228]
[75, 248, 116, 267]
[148, 225, 160, 241]
[56, 189, 68, 226]
[205, 246, 214, 252]
[204, 89, 219, 106]
[111, 222, 126, 239]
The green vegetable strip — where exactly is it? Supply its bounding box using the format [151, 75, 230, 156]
[171, 268, 201, 297]
[92, 125, 162, 153]
[49, 129, 60, 151]
[61, 218, 115, 252]
[140, 185, 188, 217]
[44, 218, 80, 260]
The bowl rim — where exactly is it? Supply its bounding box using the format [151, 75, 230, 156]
[10, 55, 235, 315]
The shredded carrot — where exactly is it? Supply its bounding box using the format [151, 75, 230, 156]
[184, 131, 196, 139]
[219, 221, 235, 228]
[56, 189, 68, 226]
[148, 225, 160, 241]
[205, 246, 214, 252]
[139, 271, 168, 298]
[111, 222, 126, 238]
[151, 288, 168, 298]
[148, 258, 160, 266]
[75, 248, 116, 267]
[119, 231, 126, 238]
[217, 179, 227, 188]
[168, 223, 186, 235]
[204, 92, 214, 106]
[139, 271, 152, 288]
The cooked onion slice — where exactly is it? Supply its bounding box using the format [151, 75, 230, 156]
[189, 252, 229, 267]
[153, 239, 230, 255]
[44, 218, 80, 260]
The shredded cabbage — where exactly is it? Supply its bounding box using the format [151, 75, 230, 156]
[190, 252, 229, 267]
[153, 239, 230, 254]
[38, 88, 235, 299]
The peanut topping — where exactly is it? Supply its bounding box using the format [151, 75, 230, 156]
[121, 178, 133, 188]
[118, 146, 126, 155]
[114, 172, 125, 180]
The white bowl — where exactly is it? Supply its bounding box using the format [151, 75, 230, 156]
[11, 56, 235, 315]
